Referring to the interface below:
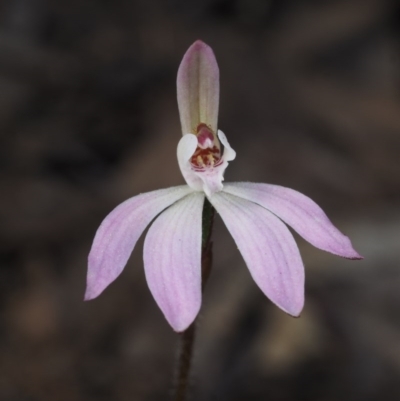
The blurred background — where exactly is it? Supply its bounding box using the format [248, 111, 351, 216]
[0, 0, 399, 400]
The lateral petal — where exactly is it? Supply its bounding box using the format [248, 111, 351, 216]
[86, 186, 193, 300]
[218, 130, 236, 162]
[209, 192, 304, 316]
[177, 133, 204, 191]
[143, 192, 204, 332]
[177, 40, 219, 135]
[223, 183, 362, 259]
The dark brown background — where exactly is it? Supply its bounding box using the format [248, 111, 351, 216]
[0, 0, 399, 400]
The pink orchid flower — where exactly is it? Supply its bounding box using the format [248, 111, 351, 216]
[85, 41, 362, 332]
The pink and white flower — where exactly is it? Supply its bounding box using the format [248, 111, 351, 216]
[85, 41, 362, 332]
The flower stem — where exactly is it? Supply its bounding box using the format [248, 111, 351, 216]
[174, 323, 196, 401]
[173, 198, 214, 401]
[201, 198, 214, 289]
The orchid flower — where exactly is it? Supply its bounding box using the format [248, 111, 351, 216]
[85, 41, 362, 332]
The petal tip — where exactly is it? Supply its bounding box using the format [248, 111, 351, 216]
[83, 288, 95, 302]
[280, 302, 304, 318]
[83, 293, 92, 302]
[347, 245, 363, 260]
[272, 284, 304, 318]
[186, 40, 213, 56]
[290, 309, 302, 318]
[179, 40, 215, 72]
[344, 251, 364, 260]
[191, 39, 210, 50]
[171, 321, 191, 333]
[165, 302, 201, 333]
[334, 238, 364, 260]
[162, 287, 202, 332]
[84, 282, 102, 301]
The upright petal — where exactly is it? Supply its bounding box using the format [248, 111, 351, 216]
[223, 183, 362, 259]
[86, 186, 193, 300]
[177, 40, 219, 134]
[209, 192, 304, 316]
[144, 192, 204, 332]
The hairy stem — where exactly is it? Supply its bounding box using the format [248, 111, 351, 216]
[173, 198, 214, 401]
[174, 323, 196, 401]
